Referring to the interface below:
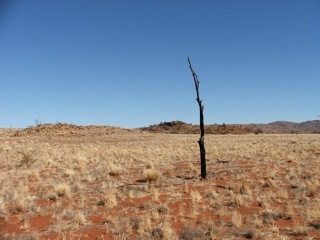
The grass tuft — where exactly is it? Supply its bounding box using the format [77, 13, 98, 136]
[143, 169, 161, 181]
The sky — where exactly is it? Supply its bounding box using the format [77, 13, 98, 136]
[0, 1, 319, 128]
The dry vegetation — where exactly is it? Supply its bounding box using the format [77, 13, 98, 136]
[0, 127, 320, 239]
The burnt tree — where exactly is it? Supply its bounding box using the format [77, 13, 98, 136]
[188, 57, 207, 179]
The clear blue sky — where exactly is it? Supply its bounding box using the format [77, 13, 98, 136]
[1, 1, 319, 128]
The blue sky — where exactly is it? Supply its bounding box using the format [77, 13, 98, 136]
[0, 1, 319, 128]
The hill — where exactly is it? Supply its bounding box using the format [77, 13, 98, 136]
[141, 120, 320, 134]
[246, 120, 320, 134]
[8, 123, 138, 137]
[2, 120, 319, 137]
[140, 121, 257, 134]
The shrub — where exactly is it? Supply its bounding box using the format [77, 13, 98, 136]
[180, 226, 210, 240]
[55, 183, 71, 197]
[143, 169, 161, 181]
[18, 151, 36, 167]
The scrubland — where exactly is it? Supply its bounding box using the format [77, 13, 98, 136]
[0, 130, 319, 239]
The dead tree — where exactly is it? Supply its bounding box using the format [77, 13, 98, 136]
[188, 57, 207, 179]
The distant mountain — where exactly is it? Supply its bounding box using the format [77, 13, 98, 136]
[247, 120, 320, 134]
[141, 120, 320, 134]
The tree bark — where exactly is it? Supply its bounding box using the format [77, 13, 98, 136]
[188, 57, 207, 179]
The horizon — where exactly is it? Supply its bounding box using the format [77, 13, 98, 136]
[1, 1, 319, 128]
[1, 119, 320, 130]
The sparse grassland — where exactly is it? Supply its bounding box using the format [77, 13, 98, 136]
[0, 131, 319, 239]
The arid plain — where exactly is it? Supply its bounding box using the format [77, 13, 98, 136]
[0, 124, 319, 239]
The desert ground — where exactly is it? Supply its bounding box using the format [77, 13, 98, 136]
[0, 124, 320, 239]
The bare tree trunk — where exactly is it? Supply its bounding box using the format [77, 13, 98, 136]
[188, 57, 207, 179]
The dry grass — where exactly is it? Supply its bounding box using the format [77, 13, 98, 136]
[292, 219, 308, 236]
[0, 132, 319, 239]
[54, 183, 71, 198]
[143, 168, 161, 181]
[71, 211, 87, 227]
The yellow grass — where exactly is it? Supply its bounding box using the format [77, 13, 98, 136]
[0, 132, 319, 239]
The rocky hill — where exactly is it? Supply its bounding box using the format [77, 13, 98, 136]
[140, 121, 257, 134]
[9, 123, 138, 137]
[141, 120, 320, 134]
